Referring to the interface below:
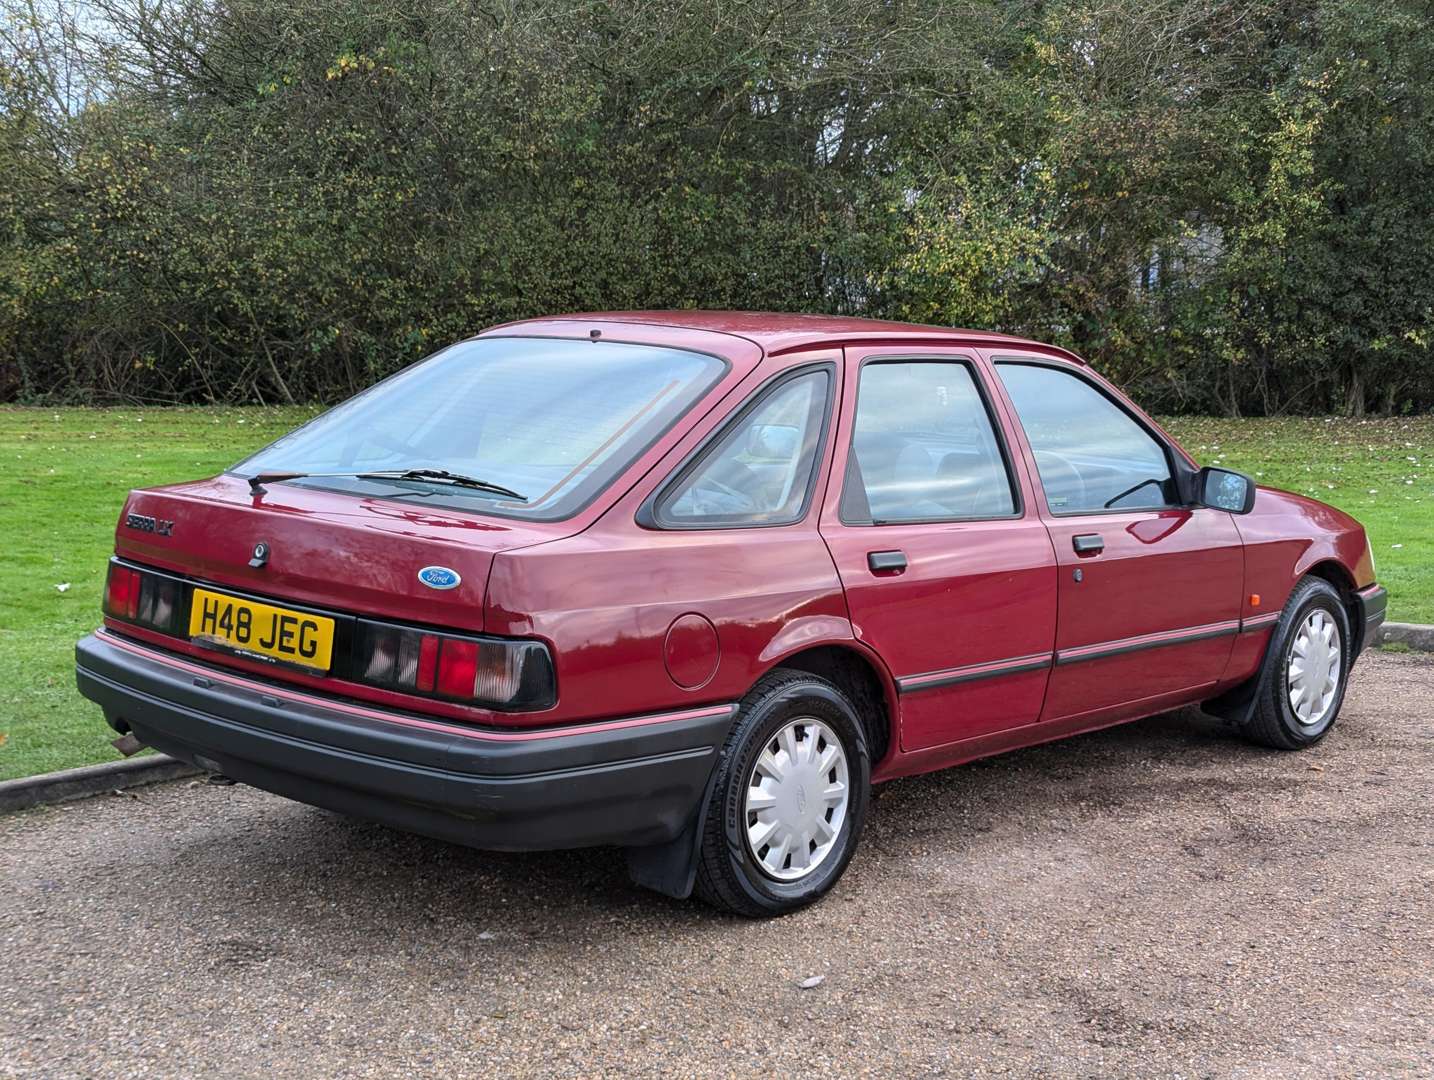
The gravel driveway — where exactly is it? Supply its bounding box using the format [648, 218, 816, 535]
[3, 650, 1431, 1078]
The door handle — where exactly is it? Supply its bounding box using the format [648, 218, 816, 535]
[1072, 533, 1104, 555]
[867, 550, 907, 573]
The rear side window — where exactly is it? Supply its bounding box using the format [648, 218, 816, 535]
[652, 367, 832, 528]
[841, 360, 1016, 524]
[996, 362, 1174, 513]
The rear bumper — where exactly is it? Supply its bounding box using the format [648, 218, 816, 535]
[1354, 584, 1388, 660]
[75, 630, 735, 851]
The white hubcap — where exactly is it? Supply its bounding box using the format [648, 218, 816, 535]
[744, 718, 850, 882]
[1287, 609, 1342, 727]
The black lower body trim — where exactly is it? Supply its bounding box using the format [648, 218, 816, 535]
[1239, 612, 1281, 633]
[1354, 584, 1387, 660]
[897, 653, 1052, 694]
[1054, 621, 1240, 666]
[75, 632, 736, 852]
[897, 621, 1245, 692]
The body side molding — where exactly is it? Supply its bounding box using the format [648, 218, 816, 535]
[897, 619, 1248, 693]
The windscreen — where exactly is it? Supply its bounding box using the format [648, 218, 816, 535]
[235, 336, 727, 520]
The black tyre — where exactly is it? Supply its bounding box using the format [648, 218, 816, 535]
[1245, 576, 1352, 750]
[694, 669, 871, 917]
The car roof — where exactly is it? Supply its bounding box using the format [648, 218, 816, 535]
[485, 310, 1085, 364]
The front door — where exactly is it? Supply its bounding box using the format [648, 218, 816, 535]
[818, 349, 1058, 752]
[989, 357, 1244, 723]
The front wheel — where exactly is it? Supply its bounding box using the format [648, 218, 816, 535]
[1245, 576, 1352, 750]
[694, 670, 871, 917]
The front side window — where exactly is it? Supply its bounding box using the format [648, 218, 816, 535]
[236, 337, 727, 521]
[996, 361, 1174, 513]
[654, 367, 831, 527]
[841, 360, 1016, 524]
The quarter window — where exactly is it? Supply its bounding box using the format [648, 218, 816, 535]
[996, 362, 1174, 513]
[655, 368, 831, 527]
[841, 361, 1016, 524]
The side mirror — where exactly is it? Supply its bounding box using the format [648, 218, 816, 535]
[1197, 466, 1256, 514]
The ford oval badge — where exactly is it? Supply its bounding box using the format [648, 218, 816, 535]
[418, 566, 461, 591]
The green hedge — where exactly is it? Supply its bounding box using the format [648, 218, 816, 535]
[3, 0, 1433, 414]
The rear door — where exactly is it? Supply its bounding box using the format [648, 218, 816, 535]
[987, 356, 1244, 723]
[818, 348, 1058, 752]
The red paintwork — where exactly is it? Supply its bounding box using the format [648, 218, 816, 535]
[102, 312, 1378, 783]
[486, 311, 1088, 364]
[816, 345, 1058, 752]
[663, 614, 721, 690]
[984, 355, 1244, 721]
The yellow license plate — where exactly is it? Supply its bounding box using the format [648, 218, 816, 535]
[188, 588, 335, 672]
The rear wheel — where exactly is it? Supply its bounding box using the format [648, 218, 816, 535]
[694, 670, 871, 917]
[1245, 576, 1352, 750]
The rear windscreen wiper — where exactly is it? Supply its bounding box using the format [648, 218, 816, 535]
[248, 469, 527, 502]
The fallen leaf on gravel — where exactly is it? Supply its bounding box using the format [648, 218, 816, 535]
[797, 975, 825, 990]
[1308, 764, 1325, 772]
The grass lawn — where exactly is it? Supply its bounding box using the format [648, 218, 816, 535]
[0, 406, 318, 781]
[1, 406, 1429, 781]
[1162, 415, 1434, 623]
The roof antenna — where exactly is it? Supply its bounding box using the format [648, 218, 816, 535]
[589, 328, 601, 341]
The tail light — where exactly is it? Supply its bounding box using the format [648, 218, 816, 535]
[104, 563, 140, 620]
[104, 560, 183, 635]
[354, 619, 556, 711]
[102, 558, 556, 713]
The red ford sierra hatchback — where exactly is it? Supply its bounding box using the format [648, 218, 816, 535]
[77, 313, 1387, 916]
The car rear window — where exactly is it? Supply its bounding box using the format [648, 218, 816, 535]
[235, 336, 727, 520]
